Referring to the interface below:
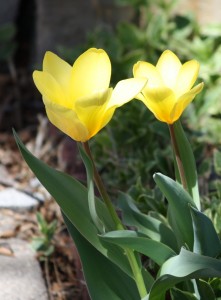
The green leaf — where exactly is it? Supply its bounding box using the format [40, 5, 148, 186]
[63, 213, 140, 300]
[170, 287, 198, 300]
[196, 279, 216, 300]
[190, 206, 221, 257]
[173, 120, 200, 210]
[101, 230, 176, 266]
[78, 144, 104, 233]
[214, 150, 221, 176]
[14, 130, 133, 277]
[118, 192, 178, 252]
[148, 248, 221, 300]
[154, 173, 195, 249]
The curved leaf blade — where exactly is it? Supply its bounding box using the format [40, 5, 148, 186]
[173, 120, 200, 210]
[154, 173, 195, 249]
[118, 192, 178, 252]
[79, 144, 104, 233]
[63, 213, 140, 300]
[170, 287, 198, 300]
[101, 230, 176, 266]
[148, 248, 221, 300]
[190, 206, 221, 257]
[14, 130, 132, 277]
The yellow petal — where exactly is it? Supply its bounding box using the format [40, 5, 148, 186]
[43, 51, 72, 95]
[134, 92, 146, 102]
[133, 61, 163, 88]
[71, 48, 111, 101]
[107, 78, 147, 109]
[171, 82, 204, 122]
[33, 71, 67, 107]
[156, 50, 181, 89]
[141, 87, 176, 123]
[75, 89, 113, 138]
[44, 99, 89, 142]
[174, 60, 200, 97]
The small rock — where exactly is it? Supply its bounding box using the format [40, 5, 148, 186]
[0, 210, 18, 237]
[0, 238, 48, 300]
[0, 188, 38, 211]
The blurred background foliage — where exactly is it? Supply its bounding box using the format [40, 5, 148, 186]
[57, 0, 221, 227]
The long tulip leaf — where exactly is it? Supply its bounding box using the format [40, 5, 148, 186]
[173, 120, 200, 210]
[14, 130, 132, 277]
[78, 144, 104, 233]
[148, 248, 221, 300]
[154, 172, 195, 248]
[101, 230, 176, 266]
[118, 192, 178, 252]
[63, 212, 140, 300]
[190, 205, 221, 257]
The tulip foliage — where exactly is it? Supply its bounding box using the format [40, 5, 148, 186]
[14, 48, 221, 300]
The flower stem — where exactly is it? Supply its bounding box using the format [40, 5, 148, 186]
[82, 141, 147, 299]
[82, 141, 124, 230]
[169, 123, 187, 190]
[125, 249, 147, 298]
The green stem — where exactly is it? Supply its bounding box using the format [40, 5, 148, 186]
[169, 123, 187, 190]
[82, 141, 123, 230]
[125, 249, 147, 298]
[82, 141, 147, 299]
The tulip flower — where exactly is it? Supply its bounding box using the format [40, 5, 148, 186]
[133, 50, 204, 124]
[33, 48, 146, 142]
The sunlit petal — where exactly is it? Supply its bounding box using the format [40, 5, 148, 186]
[33, 71, 69, 107]
[71, 48, 111, 101]
[135, 92, 146, 102]
[107, 78, 147, 109]
[43, 51, 72, 95]
[156, 50, 181, 89]
[75, 89, 113, 138]
[141, 87, 176, 123]
[175, 60, 200, 97]
[171, 82, 204, 122]
[133, 61, 163, 88]
[44, 99, 89, 142]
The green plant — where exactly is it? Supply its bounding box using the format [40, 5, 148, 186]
[32, 212, 57, 259]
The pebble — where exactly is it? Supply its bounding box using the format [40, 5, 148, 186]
[0, 188, 39, 211]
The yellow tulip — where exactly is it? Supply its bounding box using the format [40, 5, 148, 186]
[33, 48, 146, 142]
[133, 50, 204, 124]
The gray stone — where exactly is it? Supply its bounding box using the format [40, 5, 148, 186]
[0, 188, 38, 211]
[0, 238, 48, 300]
